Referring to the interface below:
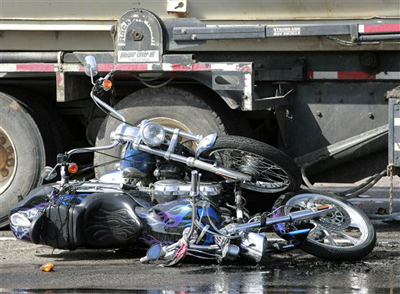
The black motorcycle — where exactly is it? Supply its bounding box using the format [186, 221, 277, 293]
[9, 56, 376, 265]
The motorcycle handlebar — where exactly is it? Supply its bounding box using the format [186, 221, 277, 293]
[90, 90, 126, 123]
[85, 71, 252, 182]
[66, 140, 120, 158]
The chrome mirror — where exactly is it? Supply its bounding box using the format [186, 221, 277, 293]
[84, 56, 98, 78]
[146, 243, 162, 261]
[41, 166, 57, 181]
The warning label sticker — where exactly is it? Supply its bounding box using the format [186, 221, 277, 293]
[118, 50, 160, 63]
[273, 27, 301, 36]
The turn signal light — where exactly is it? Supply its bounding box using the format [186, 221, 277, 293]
[68, 163, 78, 174]
[102, 79, 113, 90]
[317, 205, 330, 210]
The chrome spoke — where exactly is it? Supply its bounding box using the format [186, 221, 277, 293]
[333, 230, 359, 245]
[322, 229, 338, 246]
[308, 222, 323, 238]
[210, 148, 290, 190]
[260, 169, 289, 181]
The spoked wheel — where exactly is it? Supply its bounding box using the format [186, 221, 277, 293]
[202, 136, 301, 193]
[273, 190, 376, 260]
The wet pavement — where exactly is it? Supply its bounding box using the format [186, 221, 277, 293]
[316, 175, 400, 222]
[1, 223, 400, 293]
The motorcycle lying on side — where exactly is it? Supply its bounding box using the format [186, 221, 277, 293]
[9, 56, 376, 265]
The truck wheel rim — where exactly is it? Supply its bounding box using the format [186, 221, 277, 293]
[0, 127, 17, 194]
[148, 117, 197, 149]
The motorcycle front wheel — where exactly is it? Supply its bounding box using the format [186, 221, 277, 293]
[201, 136, 301, 193]
[273, 190, 376, 261]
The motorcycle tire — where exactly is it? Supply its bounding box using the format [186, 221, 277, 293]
[201, 136, 301, 193]
[273, 190, 376, 261]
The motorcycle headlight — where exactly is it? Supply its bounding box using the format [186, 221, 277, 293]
[141, 122, 165, 147]
[10, 213, 31, 227]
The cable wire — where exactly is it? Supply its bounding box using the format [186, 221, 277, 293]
[138, 76, 175, 89]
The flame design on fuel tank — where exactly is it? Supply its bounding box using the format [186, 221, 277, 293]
[157, 204, 193, 228]
[85, 206, 141, 244]
[139, 200, 194, 229]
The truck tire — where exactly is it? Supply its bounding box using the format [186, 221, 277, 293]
[1, 87, 70, 167]
[0, 93, 46, 227]
[94, 87, 226, 177]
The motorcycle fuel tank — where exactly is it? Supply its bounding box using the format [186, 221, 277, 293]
[136, 198, 221, 246]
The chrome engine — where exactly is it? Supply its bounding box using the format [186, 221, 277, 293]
[151, 179, 223, 204]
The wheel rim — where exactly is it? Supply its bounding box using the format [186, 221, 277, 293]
[147, 117, 197, 149]
[208, 148, 291, 193]
[283, 193, 370, 248]
[0, 127, 17, 194]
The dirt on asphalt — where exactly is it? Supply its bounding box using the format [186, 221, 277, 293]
[1, 222, 400, 293]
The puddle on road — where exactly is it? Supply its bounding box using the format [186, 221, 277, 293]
[3, 266, 400, 293]
[2, 249, 399, 293]
[4, 285, 400, 293]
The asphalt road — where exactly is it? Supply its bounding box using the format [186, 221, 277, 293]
[316, 175, 400, 222]
[1, 223, 400, 293]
